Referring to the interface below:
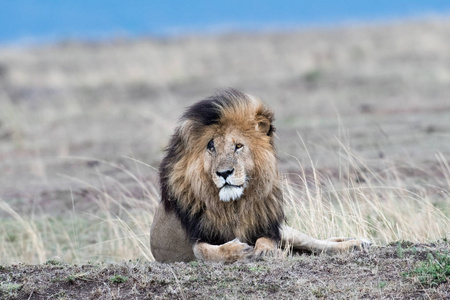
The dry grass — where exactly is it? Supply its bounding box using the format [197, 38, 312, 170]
[285, 148, 450, 244]
[1, 145, 449, 265]
[0, 159, 159, 264]
[1, 19, 450, 267]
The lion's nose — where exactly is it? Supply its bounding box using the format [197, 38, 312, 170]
[216, 168, 234, 180]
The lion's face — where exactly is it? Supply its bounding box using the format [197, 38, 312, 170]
[165, 90, 278, 212]
[204, 128, 255, 202]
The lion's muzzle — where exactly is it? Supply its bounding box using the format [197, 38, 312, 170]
[214, 168, 246, 202]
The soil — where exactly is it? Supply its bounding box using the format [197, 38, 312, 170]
[1, 242, 449, 299]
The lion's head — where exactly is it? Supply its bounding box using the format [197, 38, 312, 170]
[160, 89, 283, 245]
[205, 111, 275, 202]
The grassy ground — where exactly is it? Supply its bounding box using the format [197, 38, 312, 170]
[1, 242, 449, 299]
[0, 18, 450, 298]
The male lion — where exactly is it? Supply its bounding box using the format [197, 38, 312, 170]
[150, 89, 370, 262]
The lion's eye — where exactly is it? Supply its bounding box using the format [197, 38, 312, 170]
[207, 139, 215, 152]
[235, 143, 244, 151]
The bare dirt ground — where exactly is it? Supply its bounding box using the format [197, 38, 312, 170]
[1, 242, 449, 299]
[1, 18, 450, 298]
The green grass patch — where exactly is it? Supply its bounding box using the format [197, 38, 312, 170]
[110, 275, 128, 284]
[0, 282, 22, 297]
[248, 265, 269, 272]
[65, 273, 87, 284]
[404, 251, 450, 286]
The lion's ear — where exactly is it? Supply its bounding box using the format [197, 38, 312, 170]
[256, 113, 275, 137]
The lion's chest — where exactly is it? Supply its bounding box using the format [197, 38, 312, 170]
[201, 200, 273, 245]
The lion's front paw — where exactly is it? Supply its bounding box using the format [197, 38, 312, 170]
[219, 238, 254, 262]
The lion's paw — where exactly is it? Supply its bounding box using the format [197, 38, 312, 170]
[219, 238, 254, 262]
[352, 238, 372, 252]
[324, 237, 372, 253]
[253, 237, 280, 258]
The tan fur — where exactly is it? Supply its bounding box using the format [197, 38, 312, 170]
[150, 203, 195, 262]
[254, 237, 278, 257]
[193, 239, 253, 263]
[150, 89, 370, 263]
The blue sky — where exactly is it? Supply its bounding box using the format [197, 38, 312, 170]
[1, 1, 450, 45]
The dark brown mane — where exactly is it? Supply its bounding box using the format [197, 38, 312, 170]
[159, 89, 284, 246]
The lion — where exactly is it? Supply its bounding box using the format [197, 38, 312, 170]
[150, 89, 370, 263]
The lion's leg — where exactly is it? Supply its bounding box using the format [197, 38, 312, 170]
[193, 239, 253, 263]
[281, 225, 371, 254]
[325, 237, 356, 242]
[150, 203, 196, 262]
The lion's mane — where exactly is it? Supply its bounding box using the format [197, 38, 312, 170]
[159, 89, 284, 246]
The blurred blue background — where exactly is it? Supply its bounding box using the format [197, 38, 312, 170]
[1, 0, 450, 45]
